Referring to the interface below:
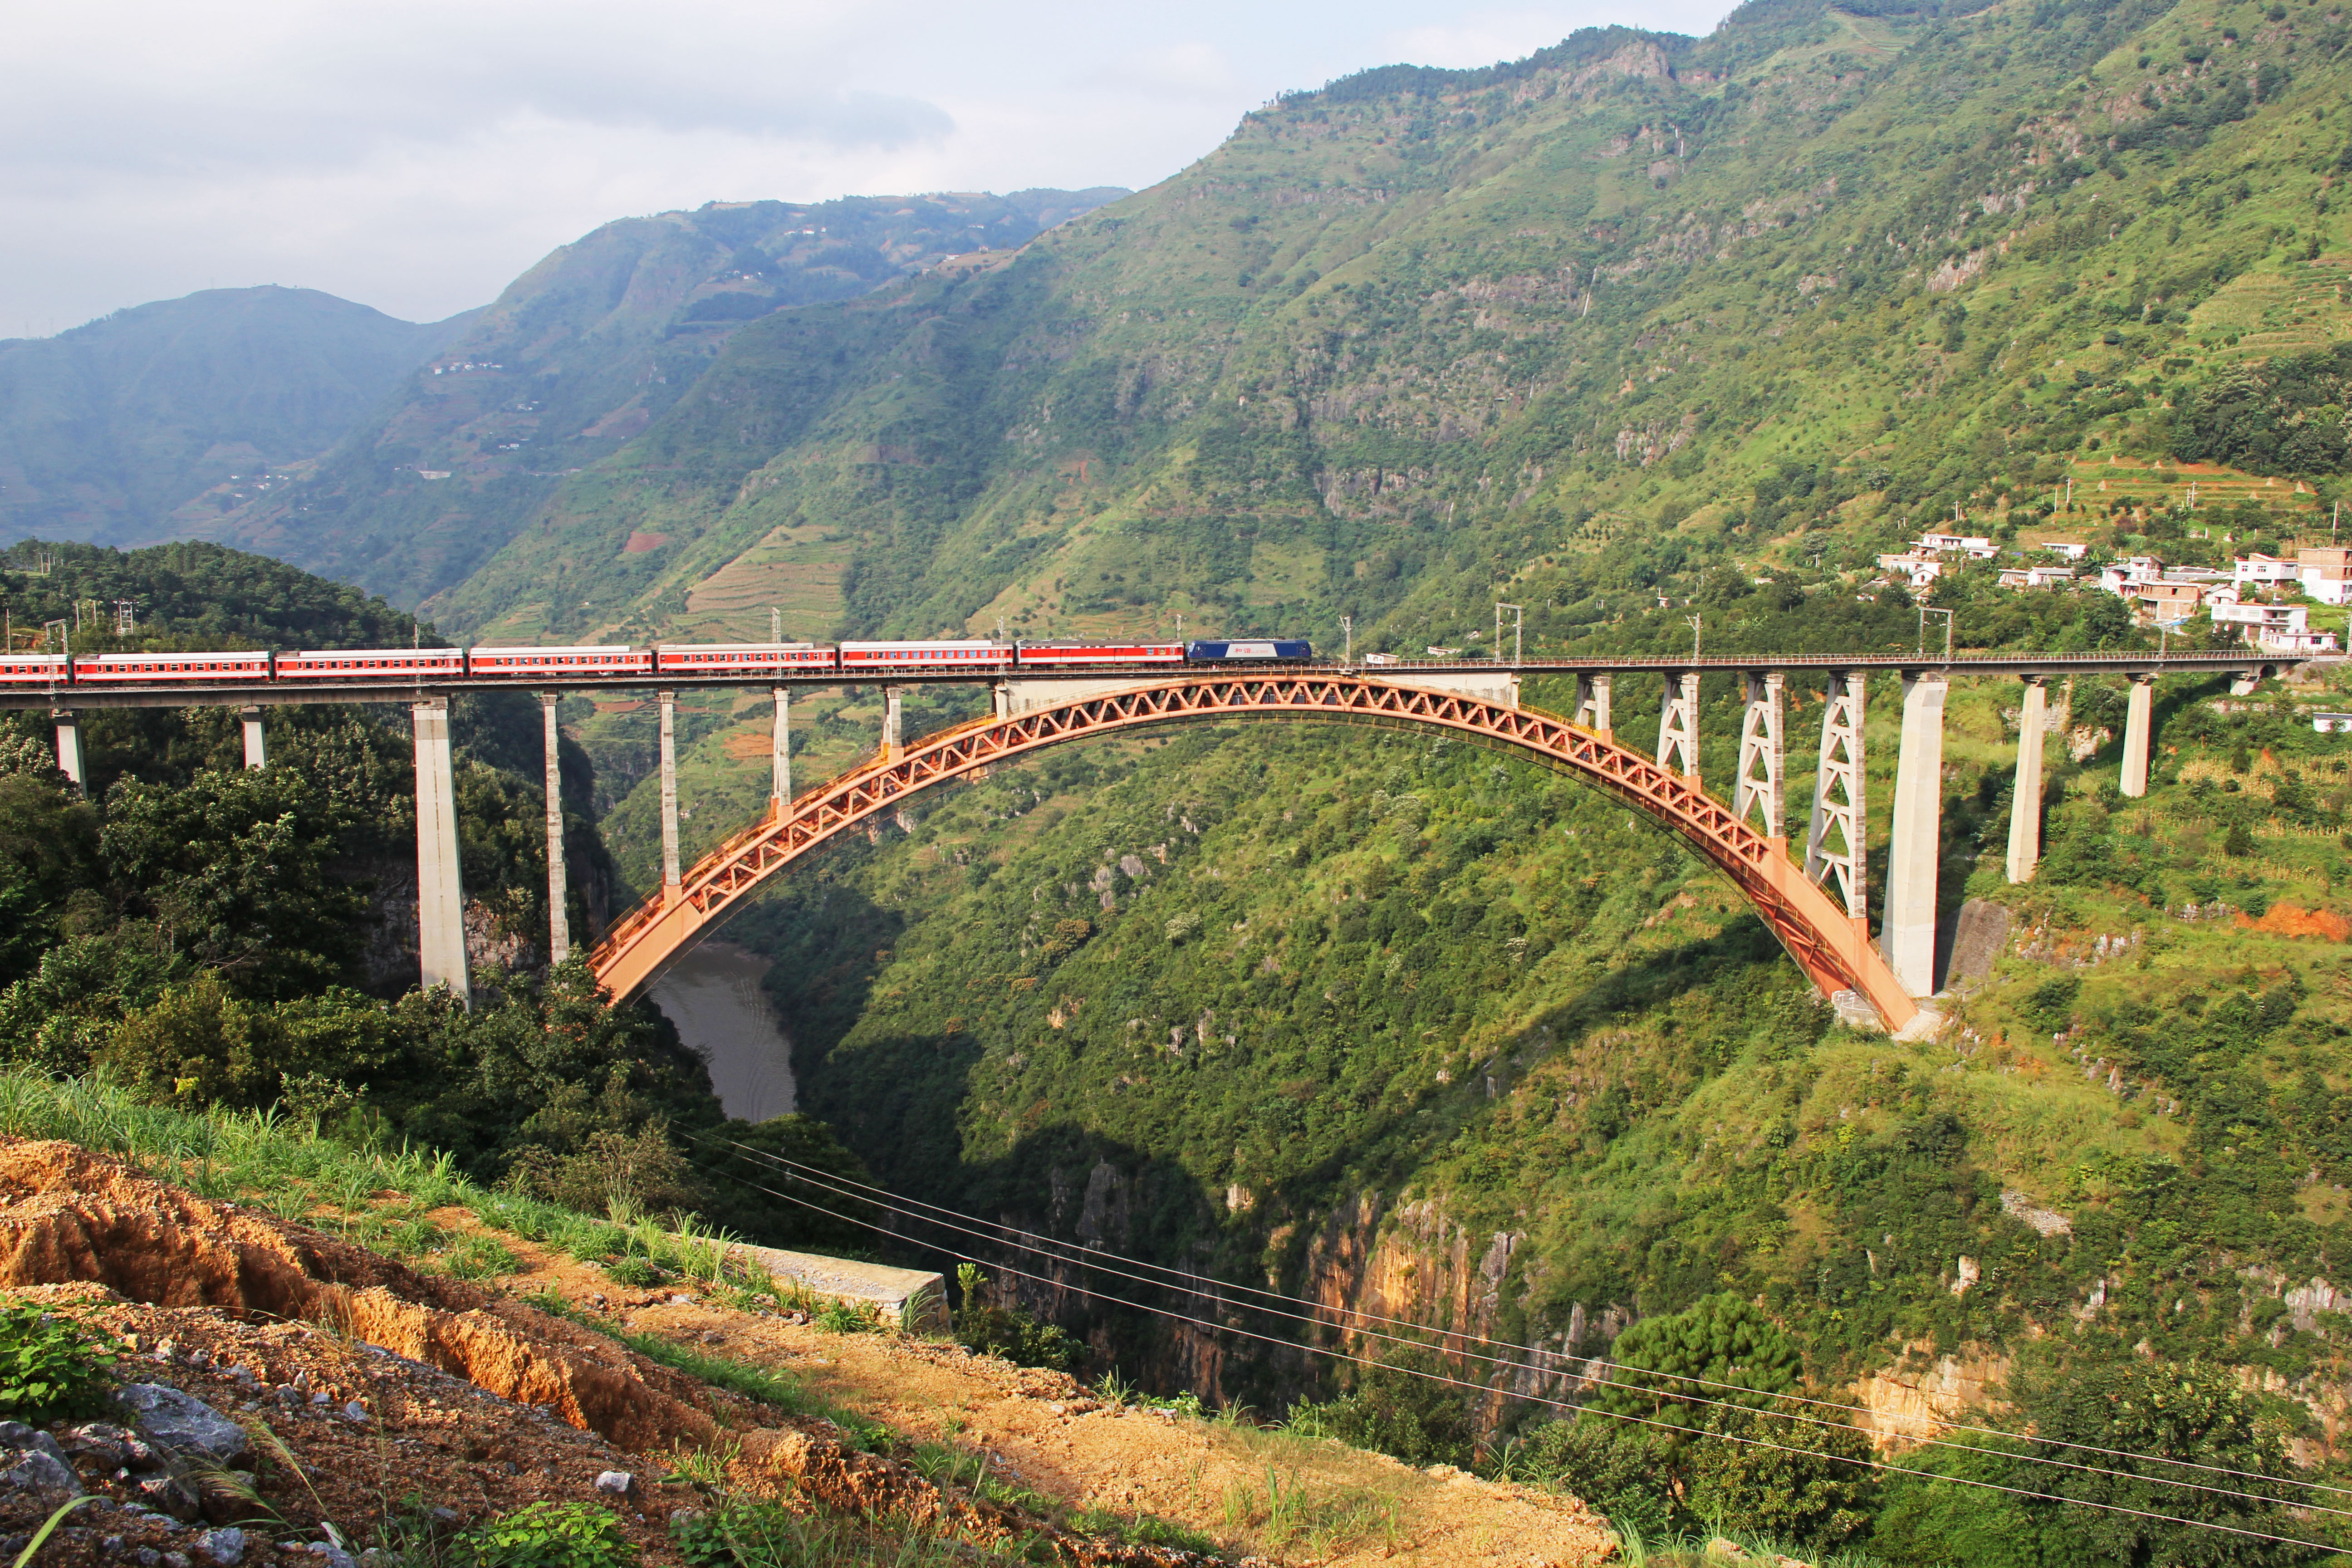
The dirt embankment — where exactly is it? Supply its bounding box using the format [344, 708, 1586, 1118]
[0, 1137, 1617, 1568]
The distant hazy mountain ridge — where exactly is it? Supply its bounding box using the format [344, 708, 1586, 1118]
[187, 188, 1128, 608]
[0, 287, 474, 549]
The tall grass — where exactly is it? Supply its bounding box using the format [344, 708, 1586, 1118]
[0, 1067, 725, 1281]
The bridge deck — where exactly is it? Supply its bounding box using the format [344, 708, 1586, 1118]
[0, 650, 2297, 709]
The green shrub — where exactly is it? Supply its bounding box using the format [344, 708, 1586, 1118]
[0, 1304, 118, 1425]
[670, 1499, 801, 1568]
[459, 1502, 637, 1568]
[605, 1256, 662, 1287]
[813, 1298, 885, 1334]
[1285, 1349, 1475, 1468]
[443, 1234, 520, 1280]
[2019, 977, 2081, 1035]
[951, 1265, 1078, 1372]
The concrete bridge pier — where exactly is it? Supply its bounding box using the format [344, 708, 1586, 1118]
[50, 709, 82, 794]
[770, 687, 791, 812]
[1805, 671, 1867, 936]
[2120, 674, 2155, 798]
[240, 706, 266, 769]
[1883, 674, 1949, 998]
[1573, 673, 1613, 741]
[659, 690, 681, 904]
[540, 694, 569, 966]
[2006, 676, 2048, 884]
[883, 686, 904, 760]
[1735, 671, 1786, 845]
[412, 697, 469, 1005]
[1656, 671, 1701, 783]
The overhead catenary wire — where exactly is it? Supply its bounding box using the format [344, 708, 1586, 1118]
[695, 1134, 2347, 1528]
[721, 1137, 2352, 1501]
[682, 1147, 2344, 1556]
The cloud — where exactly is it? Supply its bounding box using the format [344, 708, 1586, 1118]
[0, 0, 1744, 332]
[1092, 42, 1244, 101]
[0, 0, 955, 181]
[1375, 0, 1743, 70]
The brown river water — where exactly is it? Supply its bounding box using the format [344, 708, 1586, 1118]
[648, 941, 796, 1123]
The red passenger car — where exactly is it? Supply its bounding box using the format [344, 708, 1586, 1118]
[467, 645, 653, 678]
[838, 641, 1014, 671]
[1013, 643, 1184, 666]
[654, 643, 837, 676]
[73, 652, 271, 683]
[0, 655, 70, 686]
[276, 648, 465, 681]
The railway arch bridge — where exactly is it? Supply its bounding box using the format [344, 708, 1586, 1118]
[5, 651, 2276, 1032]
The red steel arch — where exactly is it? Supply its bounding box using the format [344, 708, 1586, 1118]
[588, 674, 1919, 1030]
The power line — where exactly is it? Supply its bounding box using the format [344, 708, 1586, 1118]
[684, 1149, 2342, 1556]
[695, 1136, 2344, 1527]
[720, 1139, 2352, 1501]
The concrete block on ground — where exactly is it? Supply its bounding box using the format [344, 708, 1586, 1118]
[730, 1243, 948, 1333]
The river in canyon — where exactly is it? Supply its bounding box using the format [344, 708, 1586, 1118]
[649, 941, 796, 1122]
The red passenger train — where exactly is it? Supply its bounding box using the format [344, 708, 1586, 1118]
[0, 637, 1301, 688]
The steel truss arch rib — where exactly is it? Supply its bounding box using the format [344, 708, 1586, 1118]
[588, 675, 1918, 1030]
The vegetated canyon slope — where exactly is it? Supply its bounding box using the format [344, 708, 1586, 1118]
[198, 189, 1127, 611]
[0, 539, 593, 999]
[412, 0, 2352, 1531]
[0, 287, 475, 549]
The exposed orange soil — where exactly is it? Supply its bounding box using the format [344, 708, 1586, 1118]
[2236, 902, 2352, 941]
[0, 1138, 1618, 1567]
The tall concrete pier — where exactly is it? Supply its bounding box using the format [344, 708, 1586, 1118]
[541, 693, 569, 966]
[1883, 675, 1948, 998]
[2006, 677, 2047, 884]
[412, 697, 469, 1004]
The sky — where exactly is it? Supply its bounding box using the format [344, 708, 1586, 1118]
[2, 0, 1740, 336]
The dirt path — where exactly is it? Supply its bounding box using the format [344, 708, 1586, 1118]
[493, 1231, 1617, 1567]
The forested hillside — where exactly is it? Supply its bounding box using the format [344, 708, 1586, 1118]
[200, 189, 1127, 609]
[0, 540, 866, 1252]
[0, 287, 472, 548]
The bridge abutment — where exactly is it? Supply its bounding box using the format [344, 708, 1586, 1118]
[2006, 676, 2048, 884]
[541, 693, 569, 966]
[50, 709, 81, 793]
[412, 697, 470, 1004]
[240, 706, 266, 769]
[1883, 674, 1948, 998]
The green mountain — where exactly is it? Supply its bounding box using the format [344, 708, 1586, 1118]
[201, 189, 1127, 611]
[0, 287, 473, 549]
[412, 0, 2352, 1554]
[420, 0, 2349, 659]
